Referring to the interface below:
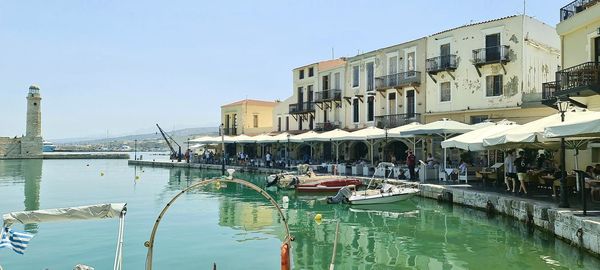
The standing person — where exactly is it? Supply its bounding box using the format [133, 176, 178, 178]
[406, 150, 416, 181]
[184, 149, 190, 163]
[265, 152, 271, 168]
[504, 150, 517, 192]
[515, 150, 529, 194]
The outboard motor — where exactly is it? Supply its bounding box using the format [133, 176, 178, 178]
[326, 186, 352, 204]
[266, 174, 279, 187]
[287, 176, 299, 189]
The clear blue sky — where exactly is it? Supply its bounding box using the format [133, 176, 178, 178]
[0, 0, 562, 139]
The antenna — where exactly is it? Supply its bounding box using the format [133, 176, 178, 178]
[331, 47, 335, 59]
[523, 0, 526, 15]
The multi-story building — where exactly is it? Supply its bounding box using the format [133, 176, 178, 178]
[344, 38, 428, 130]
[542, 0, 600, 169]
[424, 15, 561, 125]
[220, 99, 277, 136]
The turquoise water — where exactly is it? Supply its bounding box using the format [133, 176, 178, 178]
[1, 159, 599, 269]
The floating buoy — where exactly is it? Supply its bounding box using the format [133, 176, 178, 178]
[135, 176, 140, 180]
[100, 172, 104, 176]
[282, 196, 289, 203]
[86, 164, 90, 167]
[314, 213, 322, 222]
[215, 181, 221, 189]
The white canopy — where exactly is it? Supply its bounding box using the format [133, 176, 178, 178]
[441, 120, 519, 151]
[308, 129, 351, 142]
[189, 136, 217, 143]
[400, 118, 475, 136]
[544, 110, 600, 138]
[255, 132, 292, 143]
[228, 134, 255, 143]
[3, 203, 127, 227]
[483, 108, 595, 148]
[335, 126, 385, 141]
[289, 131, 320, 143]
[371, 122, 422, 139]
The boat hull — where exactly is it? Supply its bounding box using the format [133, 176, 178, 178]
[349, 189, 419, 205]
[296, 179, 362, 193]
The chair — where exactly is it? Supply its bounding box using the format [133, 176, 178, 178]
[458, 168, 468, 184]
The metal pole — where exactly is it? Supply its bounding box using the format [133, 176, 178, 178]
[220, 124, 225, 175]
[559, 110, 569, 208]
[134, 139, 137, 161]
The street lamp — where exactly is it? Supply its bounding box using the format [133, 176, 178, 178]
[134, 139, 138, 161]
[557, 99, 570, 208]
[286, 134, 291, 168]
[220, 123, 225, 175]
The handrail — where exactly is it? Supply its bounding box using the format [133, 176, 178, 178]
[560, 0, 598, 21]
[472, 45, 510, 64]
[426, 55, 457, 73]
[145, 175, 293, 270]
[375, 71, 421, 89]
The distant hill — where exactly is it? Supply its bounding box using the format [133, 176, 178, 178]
[54, 127, 218, 145]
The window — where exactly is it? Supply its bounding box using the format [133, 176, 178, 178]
[406, 90, 415, 117]
[486, 75, 503, 97]
[334, 72, 340, 89]
[308, 67, 314, 77]
[353, 98, 359, 123]
[352, 65, 359, 87]
[307, 85, 313, 102]
[366, 62, 374, 91]
[285, 116, 289, 131]
[277, 117, 281, 132]
[485, 33, 501, 61]
[299, 69, 304, 79]
[253, 115, 259, 128]
[592, 147, 600, 163]
[322, 75, 329, 90]
[470, 115, 488, 124]
[440, 82, 451, 102]
[367, 96, 374, 122]
[388, 56, 398, 75]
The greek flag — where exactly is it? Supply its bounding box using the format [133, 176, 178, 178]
[0, 227, 34, 254]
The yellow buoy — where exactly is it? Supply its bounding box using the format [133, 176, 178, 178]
[135, 176, 140, 180]
[314, 214, 322, 222]
[215, 181, 221, 189]
[100, 172, 104, 176]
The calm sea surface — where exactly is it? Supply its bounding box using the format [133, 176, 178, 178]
[1, 158, 599, 269]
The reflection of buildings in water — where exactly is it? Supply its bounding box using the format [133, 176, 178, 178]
[0, 160, 43, 233]
[218, 197, 277, 231]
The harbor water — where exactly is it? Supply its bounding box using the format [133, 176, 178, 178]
[1, 159, 599, 269]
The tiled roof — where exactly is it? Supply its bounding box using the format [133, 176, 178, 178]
[221, 99, 278, 108]
[429, 15, 519, 36]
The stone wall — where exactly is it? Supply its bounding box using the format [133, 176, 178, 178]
[0, 137, 22, 157]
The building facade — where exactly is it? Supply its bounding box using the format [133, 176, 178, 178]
[221, 99, 277, 136]
[0, 85, 43, 159]
[424, 15, 560, 124]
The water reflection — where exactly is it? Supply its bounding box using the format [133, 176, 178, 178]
[0, 159, 42, 233]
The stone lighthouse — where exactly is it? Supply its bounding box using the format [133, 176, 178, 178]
[21, 85, 43, 157]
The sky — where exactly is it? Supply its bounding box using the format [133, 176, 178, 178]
[0, 0, 564, 139]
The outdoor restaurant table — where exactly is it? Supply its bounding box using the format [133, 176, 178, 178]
[478, 170, 494, 186]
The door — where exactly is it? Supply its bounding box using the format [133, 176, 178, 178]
[323, 109, 328, 124]
[595, 36, 600, 63]
[440, 43, 450, 68]
[406, 90, 415, 118]
[485, 34, 500, 62]
[366, 62, 374, 91]
[297, 87, 304, 108]
[307, 85, 313, 111]
[388, 56, 398, 86]
[387, 92, 396, 115]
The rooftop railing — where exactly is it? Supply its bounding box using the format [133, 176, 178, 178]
[375, 71, 421, 90]
[560, 0, 598, 21]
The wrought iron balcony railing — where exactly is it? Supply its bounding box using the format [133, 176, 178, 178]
[374, 113, 421, 129]
[542, 81, 558, 101]
[375, 71, 421, 90]
[555, 61, 600, 93]
[560, 0, 598, 21]
[289, 102, 315, 114]
[315, 121, 341, 131]
[223, 127, 237, 136]
[426, 55, 458, 73]
[472, 45, 510, 65]
[314, 89, 342, 102]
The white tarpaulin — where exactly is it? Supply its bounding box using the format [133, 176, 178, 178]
[441, 120, 518, 151]
[257, 132, 292, 143]
[228, 134, 255, 143]
[400, 118, 475, 136]
[483, 108, 595, 148]
[335, 126, 385, 141]
[289, 131, 320, 143]
[544, 110, 600, 138]
[308, 129, 351, 142]
[3, 203, 126, 227]
[369, 122, 422, 139]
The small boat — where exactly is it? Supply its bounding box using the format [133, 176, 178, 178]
[348, 183, 419, 204]
[295, 178, 362, 192]
[266, 164, 356, 190]
[42, 141, 56, 152]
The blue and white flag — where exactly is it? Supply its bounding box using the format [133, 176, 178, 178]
[0, 227, 34, 254]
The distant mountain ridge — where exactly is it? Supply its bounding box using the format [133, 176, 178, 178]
[52, 127, 218, 144]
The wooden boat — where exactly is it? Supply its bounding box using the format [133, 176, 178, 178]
[295, 178, 362, 192]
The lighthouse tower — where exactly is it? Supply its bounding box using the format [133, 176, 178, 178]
[21, 85, 43, 157]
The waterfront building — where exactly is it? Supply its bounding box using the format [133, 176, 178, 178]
[220, 99, 277, 136]
[542, 0, 600, 169]
[424, 15, 560, 124]
[0, 85, 43, 159]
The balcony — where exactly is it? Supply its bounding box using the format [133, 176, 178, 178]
[541, 62, 600, 107]
[289, 102, 315, 114]
[315, 121, 341, 131]
[374, 113, 421, 129]
[472, 45, 510, 66]
[560, 0, 598, 21]
[375, 71, 422, 90]
[223, 127, 237, 136]
[314, 89, 342, 103]
[426, 55, 458, 74]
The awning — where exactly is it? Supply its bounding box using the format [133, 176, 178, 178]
[289, 131, 320, 143]
[544, 110, 600, 138]
[369, 122, 422, 139]
[3, 203, 127, 227]
[400, 118, 475, 136]
[334, 126, 386, 141]
[441, 120, 519, 151]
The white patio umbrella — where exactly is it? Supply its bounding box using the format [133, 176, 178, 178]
[442, 120, 519, 151]
[544, 110, 600, 138]
[371, 122, 424, 156]
[189, 135, 219, 143]
[401, 118, 476, 169]
[228, 134, 255, 143]
[289, 131, 320, 159]
[335, 126, 385, 164]
[310, 129, 351, 163]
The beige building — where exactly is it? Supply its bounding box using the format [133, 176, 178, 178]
[221, 99, 277, 136]
[0, 85, 43, 159]
[424, 15, 560, 124]
[542, 1, 600, 169]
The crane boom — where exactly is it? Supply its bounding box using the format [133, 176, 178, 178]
[156, 124, 182, 161]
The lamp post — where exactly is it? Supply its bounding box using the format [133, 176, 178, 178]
[134, 139, 138, 161]
[220, 123, 225, 175]
[557, 100, 570, 208]
[287, 134, 291, 168]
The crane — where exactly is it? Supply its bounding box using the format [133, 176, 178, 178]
[156, 124, 182, 162]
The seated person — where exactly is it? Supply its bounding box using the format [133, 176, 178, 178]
[426, 153, 437, 168]
[458, 160, 468, 174]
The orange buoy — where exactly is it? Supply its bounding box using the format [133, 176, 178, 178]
[281, 242, 290, 270]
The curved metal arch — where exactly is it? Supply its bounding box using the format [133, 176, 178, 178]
[144, 177, 292, 270]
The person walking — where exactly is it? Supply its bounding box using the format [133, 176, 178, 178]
[406, 150, 416, 181]
[504, 150, 517, 192]
[265, 152, 272, 168]
[515, 150, 529, 194]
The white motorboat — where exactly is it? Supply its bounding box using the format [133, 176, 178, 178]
[346, 162, 420, 205]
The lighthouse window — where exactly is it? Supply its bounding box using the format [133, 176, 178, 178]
[33, 103, 37, 106]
